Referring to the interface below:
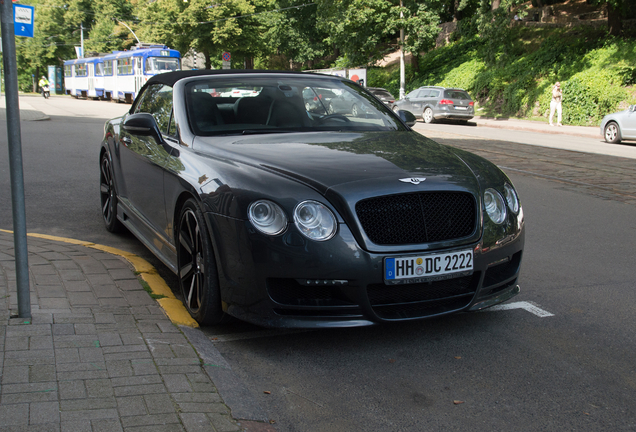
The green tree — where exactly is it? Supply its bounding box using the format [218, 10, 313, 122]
[261, 1, 327, 69]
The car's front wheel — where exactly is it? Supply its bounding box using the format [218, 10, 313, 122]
[99, 152, 124, 233]
[423, 107, 434, 123]
[604, 122, 621, 144]
[177, 199, 225, 325]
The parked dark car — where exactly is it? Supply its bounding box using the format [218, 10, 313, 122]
[100, 70, 524, 328]
[394, 86, 475, 123]
[600, 104, 636, 144]
[302, 87, 337, 114]
[367, 87, 397, 111]
[325, 89, 370, 117]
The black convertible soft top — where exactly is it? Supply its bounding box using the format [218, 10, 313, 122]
[144, 69, 327, 88]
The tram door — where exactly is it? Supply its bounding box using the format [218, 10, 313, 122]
[88, 63, 95, 96]
[134, 57, 143, 96]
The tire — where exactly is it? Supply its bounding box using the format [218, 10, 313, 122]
[604, 122, 621, 144]
[99, 152, 124, 233]
[351, 104, 359, 117]
[423, 107, 434, 124]
[177, 199, 226, 325]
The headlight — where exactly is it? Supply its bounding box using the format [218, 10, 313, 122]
[294, 200, 337, 241]
[503, 183, 520, 214]
[248, 200, 287, 235]
[484, 188, 506, 224]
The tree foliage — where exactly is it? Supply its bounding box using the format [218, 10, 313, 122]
[9, 0, 632, 92]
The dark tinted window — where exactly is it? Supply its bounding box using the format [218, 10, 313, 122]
[444, 90, 471, 99]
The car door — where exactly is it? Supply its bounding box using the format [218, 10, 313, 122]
[622, 105, 636, 139]
[409, 89, 429, 116]
[118, 84, 174, 241]
[399, 89, 420, 113]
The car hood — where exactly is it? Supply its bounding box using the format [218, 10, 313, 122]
[192, 131, 479, 195]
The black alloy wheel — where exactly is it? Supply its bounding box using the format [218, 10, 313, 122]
[177, 199, 225, 325]
[99, 153, 123, 233]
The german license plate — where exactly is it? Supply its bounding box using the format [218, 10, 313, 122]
[454, 106, 468, 110]
[384, 249, 473, 284]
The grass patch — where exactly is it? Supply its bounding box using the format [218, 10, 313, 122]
[139, 278, 168, 300]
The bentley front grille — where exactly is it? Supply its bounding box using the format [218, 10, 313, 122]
[355, 192, 476, 245]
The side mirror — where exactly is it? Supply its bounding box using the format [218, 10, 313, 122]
[397, 109, 417, 127]
[122, 113, 160, 139]
[630, 105, 636, 112]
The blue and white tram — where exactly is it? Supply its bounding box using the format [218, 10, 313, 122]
[64, 45, 180, 103]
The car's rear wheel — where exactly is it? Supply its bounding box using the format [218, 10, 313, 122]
[604, 122, 621, 144]
[177, 199, 225, 325]
[423, 107, 434, 123]
[99, 153, 124, 233]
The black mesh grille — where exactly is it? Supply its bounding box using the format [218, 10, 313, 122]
[367, 274, 478, 319]
[355, 192, 476, 245]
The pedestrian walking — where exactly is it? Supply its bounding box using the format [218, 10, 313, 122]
[549, 81, 562, 126]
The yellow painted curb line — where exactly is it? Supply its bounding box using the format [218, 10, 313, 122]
[0, 229, 199, 328]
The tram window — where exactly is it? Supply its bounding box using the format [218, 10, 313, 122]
[104, 61, 113, 76]
[95, 63, 104, 76]
[117, 58, 133, 75]
[64, 65, 72, 77]
[135, 84, 173, 135]
[146, 57, 180, 74]
[75, 64, 87, 77]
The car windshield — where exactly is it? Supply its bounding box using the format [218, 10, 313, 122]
[444, 90, 471, 100]
[146, 57, 180, 74]
[184, 76, 407, 136]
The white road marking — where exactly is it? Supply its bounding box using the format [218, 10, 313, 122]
[485, 301, 554, 317]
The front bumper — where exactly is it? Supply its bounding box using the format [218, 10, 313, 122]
[209, 214, 524, 328]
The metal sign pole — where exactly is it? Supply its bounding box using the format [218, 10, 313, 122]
[1, 0, 32, 319]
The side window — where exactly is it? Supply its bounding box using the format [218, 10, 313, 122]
[418, 90, 430, 98]
[406, 89, 419, 99]
[429, 90, 440, 98]
[135, 84, 174, 135]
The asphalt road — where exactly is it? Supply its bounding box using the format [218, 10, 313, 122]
[2, 95, 636, 431]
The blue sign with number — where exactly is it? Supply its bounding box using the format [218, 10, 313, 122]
[14, 4, 35, 38]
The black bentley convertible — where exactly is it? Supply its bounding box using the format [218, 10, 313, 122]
[99, 70, 524, 328]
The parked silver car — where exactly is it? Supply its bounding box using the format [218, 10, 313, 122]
[394, 86, 475, 123]
[600, 105, 636, 144]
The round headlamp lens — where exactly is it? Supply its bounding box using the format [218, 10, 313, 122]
[504, 183, 520, 214]
[484, 188, 506, 224]
[294, 200, 337, 241]
[248, 200, 287, 235]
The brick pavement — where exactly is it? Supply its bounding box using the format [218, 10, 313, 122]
[0, 231, 250, 432]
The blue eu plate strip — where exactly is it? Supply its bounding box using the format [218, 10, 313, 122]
[385, 258, 395, 280]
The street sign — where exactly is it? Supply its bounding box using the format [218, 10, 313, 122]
[222, 52, 231, 62]
[13, 4, 34, 38]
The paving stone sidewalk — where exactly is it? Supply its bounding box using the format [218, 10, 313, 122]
[0, 231, 243, 432]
